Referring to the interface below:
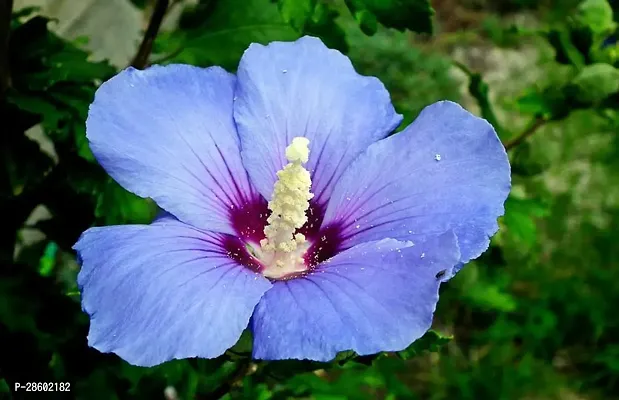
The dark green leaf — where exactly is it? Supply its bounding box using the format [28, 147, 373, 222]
[275, 0, 349, 52]
[260, 359, 327, 381]
[95, 180, 157, 225]
[515, 85, 574, 121]
[345, 0, 434, 34]
[155, 0, 299, 69]
[1, 132, 54, 197]
[352, 9, 378, 36]
[397, 330, 452, 360]
[304, 2, 348, 52]
[7, 15, 115, 164]
[228, 329, 253, 357]
[277, 0, 316, 31]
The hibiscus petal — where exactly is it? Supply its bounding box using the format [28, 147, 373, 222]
[234, 36, 402, 208]
[251, 232, 460, 361]
[74, 219, 271, 367]
[321, 101, 510, 275]
[87, 64, 258, 234]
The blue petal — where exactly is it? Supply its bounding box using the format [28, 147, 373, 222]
[251, 232, 460, 361]
[87, 64, 259, 234]
[321, 101, 510, 275]
[74, 219, 271, 367]
[234, 36, 402, 207]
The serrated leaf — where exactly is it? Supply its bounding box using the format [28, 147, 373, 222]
[396, 330, 452, 360]
[345, 0, 434, 34]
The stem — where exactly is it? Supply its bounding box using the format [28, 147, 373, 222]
[453, 60, 507, 138]
[503, 117, 547, 151]
[0, 0, 13, 96]
[131, 0, 169, 69]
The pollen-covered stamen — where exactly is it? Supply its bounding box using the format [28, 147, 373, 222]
[260, 137, 313, 278]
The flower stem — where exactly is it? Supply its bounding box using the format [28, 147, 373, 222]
[131, 0, 169, 69]
[503, 117, 547, 151]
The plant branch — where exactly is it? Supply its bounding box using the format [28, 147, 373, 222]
[131, 0, 169, 69]
[503, 117, 547, 151]
[0, 0, 13, 97]
[453, 60, 507, 138]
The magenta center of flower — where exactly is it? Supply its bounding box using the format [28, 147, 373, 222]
[227, 198, 341, 280]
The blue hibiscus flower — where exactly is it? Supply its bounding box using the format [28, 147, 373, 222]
[74, 36, 511, 367]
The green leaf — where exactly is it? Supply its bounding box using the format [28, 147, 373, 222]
[464, 282, 518, 312]
[278, 0, 316, 31]
[276, 0, 348, 52]
[546, 0, 616, 67]
[503, 197, 549, 249]
[516, 90, 553, 117]
[397, 330, 452, 360]
[228, 329, 253, 357]
[345, 0, 434, 34]
[38, 241, 59, 277]
[515, 87, 572, 120]
[304, 2, 348, 53]
[566, 63, 619, 104]
[571, 0, 617, 37]
[352, 9, 378, 36]
[155, 0, 299, 69]
[95, 180, 157, 225]
[7, 15, 115, 162]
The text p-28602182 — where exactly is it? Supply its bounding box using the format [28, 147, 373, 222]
[14, 382, 71, 392]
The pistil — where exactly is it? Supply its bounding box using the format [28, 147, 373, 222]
[259, 137, 313, 278]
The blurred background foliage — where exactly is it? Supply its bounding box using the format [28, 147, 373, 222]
[1, 0, 619, 398]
